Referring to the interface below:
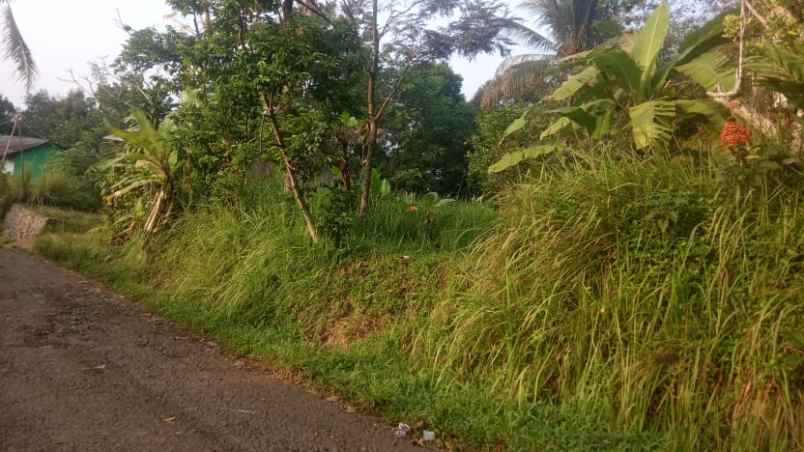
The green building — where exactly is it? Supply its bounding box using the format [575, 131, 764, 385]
[1, 135, 62, 181]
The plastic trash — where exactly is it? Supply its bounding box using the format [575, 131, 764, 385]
[395, 423, 411, 438]
[422, 430, 435, 442]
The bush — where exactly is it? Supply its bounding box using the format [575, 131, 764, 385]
[418, 151, 804, 450]
[33, 171, 102, 211]
[467, 105, 549, 194]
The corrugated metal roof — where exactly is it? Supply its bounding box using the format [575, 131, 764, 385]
[0, 135, 50, 156]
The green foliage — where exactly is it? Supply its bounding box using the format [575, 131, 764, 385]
[468, 105, 549, 193]
[38, 148, 804, 449]
[749, 42, 804, 110]
[32, 171, 100, 211]
[22, 90, 105, 149]
[0, 166, 96, 212]
[25, 1, 804, 450]
[311, 186, 356, 246]
[487, 144, 560, 174]
[380, 64, 475, 196]
[491, 1, 731, 175]
[0, 94, 16, 135]
[103, 111, 178, 235]
[418, 151, 804, 450]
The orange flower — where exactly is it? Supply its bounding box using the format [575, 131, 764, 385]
[407, 205, 418, 213]
[720, 121, 751, 147]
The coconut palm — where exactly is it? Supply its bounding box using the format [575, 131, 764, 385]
[525, 0, 616, 57]
[477, 0, 625, 108]
[1, 0, 36, 90]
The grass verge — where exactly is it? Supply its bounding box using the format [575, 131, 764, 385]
[36, 152, 804, 450]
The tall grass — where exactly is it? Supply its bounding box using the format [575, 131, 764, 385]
[0, 170, 100, 214]
[416, 152, 804, 450]
[35, 153, 804, 450]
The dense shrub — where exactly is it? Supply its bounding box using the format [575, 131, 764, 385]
[418, 152, 804, 450]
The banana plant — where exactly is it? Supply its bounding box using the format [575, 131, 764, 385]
[491, 2, 731, 173]
[104, 111, 178, 235]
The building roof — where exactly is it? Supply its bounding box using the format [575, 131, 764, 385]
[0, 135, 50, 157]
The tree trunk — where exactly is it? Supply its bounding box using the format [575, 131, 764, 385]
[358, 0, 380, 219]
[281, 0, 294, 24]
[262, 93, 319, 243]
[339, 140, 352, 191]
[281, 153, 319, 243]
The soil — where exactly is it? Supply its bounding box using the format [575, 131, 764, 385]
[0, 248, 423, 452]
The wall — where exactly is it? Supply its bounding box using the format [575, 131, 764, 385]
[3, 204, 50, 243]
[12, 144, 60, 181]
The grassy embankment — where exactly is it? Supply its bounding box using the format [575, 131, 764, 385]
[36, 152, 804, 451]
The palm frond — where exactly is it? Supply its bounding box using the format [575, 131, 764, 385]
[505, 22, 555, 52]
[2, 5, 36, 92]
[476, 59, 555, 109]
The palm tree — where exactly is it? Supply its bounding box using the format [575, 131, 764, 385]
[526, 0, 605, 56]
[477, 0, 625, 108]
[1, 0, 36, 91]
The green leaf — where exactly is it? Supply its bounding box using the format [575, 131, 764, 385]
[653, 12, 732, 94]
[540, 117, 573, 140]
[488, 145, 559, 174]
[593, 109, 613, 139]
[550, 66, 600, 101]
[675, 10, 732, 66]
[499, 111, 528, 144]
[549, 106, 597, 134]
[676, 99, 725, 127]
[749, 43, 804, 109]
[676, 49, 736, 92]
[630, 1, 670, 83]
[629, 100, 676, 150]
[592, 48, 642, 94]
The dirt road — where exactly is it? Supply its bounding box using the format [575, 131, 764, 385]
[0, 248, 422, 452]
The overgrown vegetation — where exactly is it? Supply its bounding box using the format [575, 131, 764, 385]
[16, 0, 804, 449]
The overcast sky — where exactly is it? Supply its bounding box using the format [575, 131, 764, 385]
[0, 0, 540, 108]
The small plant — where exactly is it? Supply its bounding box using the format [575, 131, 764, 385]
[311, 186, 356, 247]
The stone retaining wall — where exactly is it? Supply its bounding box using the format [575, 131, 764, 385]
[3, 204, 50, 242]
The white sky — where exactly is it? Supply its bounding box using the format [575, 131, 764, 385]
[0, 0, 540, 107]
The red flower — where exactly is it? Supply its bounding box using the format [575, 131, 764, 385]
[407, 205, 418, 213]
[720, 121, 751, 147]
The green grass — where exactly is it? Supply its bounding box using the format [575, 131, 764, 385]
[35, 154, 804, 450]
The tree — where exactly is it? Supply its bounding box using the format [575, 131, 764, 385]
[22, 90, 105, 149]
[475, 0, 632, 109]
[323, 0, 527, 217]
[523, 0, 634, 56]
[146, 1, 367, 242]
[0, 94, 16, 134]
[475, 0, 733, 110]
[684, 0, 803, 150]
[160, 0, 521, 226]
[1, 0, 35, 90]
[380, 64, 476, 195]
[491, 2, 731, 172]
